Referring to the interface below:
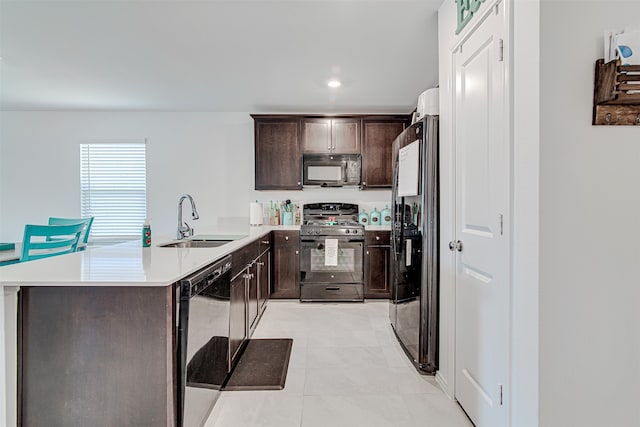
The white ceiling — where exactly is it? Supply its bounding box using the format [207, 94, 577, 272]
[0, 0, 442, 113]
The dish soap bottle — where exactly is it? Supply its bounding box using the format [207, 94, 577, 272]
[370, 208, 380, 225]
[381, 205, 392, 225]
[358, 210, 369, 225]
[142, 219, 151, 247]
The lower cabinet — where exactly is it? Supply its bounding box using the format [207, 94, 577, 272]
[271, 230, 300, 298]
[365, 230, 392, 299]
[229, 270, 248, 363]
[257, 249, 270, 310]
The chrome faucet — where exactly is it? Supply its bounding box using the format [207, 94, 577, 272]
[177, 194, 200, 239]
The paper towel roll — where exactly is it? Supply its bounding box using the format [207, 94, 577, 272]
[250, 202, 263, 226]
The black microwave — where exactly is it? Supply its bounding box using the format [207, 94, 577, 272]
[302, 154, 362, 187]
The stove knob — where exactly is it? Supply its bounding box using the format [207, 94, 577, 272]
[345, 229, 350, 234]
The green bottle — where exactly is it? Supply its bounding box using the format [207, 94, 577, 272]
[142, 219, 151, 247]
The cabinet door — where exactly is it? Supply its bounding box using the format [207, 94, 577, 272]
[257, 250, 270, 309]
[302, 119, 332, 153]
[362, 120, 407, 187]
[332, 118, 361, 153]
[255, 119, 301, 190]
[364, 245, 391, 298]
[248, 263, 259, 329]
[272, 231, 300, 298]
[229, 272, 247, 363]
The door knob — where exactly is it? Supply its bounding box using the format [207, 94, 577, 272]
[449, 240, 463, 252]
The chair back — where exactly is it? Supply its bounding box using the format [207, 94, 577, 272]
[48, 217, 95, 245]
[21, 223, 85, 262]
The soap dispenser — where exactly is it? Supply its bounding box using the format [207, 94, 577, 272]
[358, 210, 369, 225]
[370, 208, 380, 225]
[381, 205, 392, 225]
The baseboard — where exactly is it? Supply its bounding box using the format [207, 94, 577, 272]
[436, 371, 455, 400]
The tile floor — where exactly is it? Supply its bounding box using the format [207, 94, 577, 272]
[205, 300, 472, 427]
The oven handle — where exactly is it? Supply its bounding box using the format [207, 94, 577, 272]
[300, 238, 364, 243]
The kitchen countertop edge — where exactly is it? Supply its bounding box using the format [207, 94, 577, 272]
[0, 225, 300, 287]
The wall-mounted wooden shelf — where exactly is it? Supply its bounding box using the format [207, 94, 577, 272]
[593, 58, 640, 125]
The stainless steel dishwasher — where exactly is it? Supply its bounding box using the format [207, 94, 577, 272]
[177, 255, 232, 427]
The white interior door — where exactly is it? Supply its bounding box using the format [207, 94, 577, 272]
[453, 3, 509, 427]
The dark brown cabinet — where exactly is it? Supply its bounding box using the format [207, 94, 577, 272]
[272, 230, 300, 298]
[248, 266, 259, 329]
[362, 118, 408, 188]
[230, 271, 248, 363]
[302, 118, 361, 154]
[253, 117, 302, 190]
[364, 230, 392, 298]
[257, 249, 270, 310]
[253, 114, 407, 190]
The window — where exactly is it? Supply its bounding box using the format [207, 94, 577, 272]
[80, 142, 147, 241]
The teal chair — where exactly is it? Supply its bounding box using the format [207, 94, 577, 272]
[48, 216, 94, 249]
[20, 223, 85, 262]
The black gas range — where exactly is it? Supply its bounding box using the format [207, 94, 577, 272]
[299, 203, 365, 302]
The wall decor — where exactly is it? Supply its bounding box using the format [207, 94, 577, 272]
[456, 0, 487, 35]
[593, 59, 640, 125]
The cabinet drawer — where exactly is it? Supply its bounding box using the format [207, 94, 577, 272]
[231, 240, 259, 277]
[365, 230, 390, 246]
[300, 283, 364, 302]
[273, 230, 299, 246]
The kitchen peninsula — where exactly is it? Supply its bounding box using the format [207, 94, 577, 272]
[0, 226, 297, 427]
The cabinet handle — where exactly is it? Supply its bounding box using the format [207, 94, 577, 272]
[297, 181, 301, 186]
[261, 240, 269, 244]
[295, 250, 299, 255]
[257, 262, 265, 266]
[366, 250, 369, 255]
[285, 236, 289, 241]
[328, 146, 332, 150]
[376, 236, 380, 241]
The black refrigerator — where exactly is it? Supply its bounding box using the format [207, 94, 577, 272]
[389, 115, 439, 374]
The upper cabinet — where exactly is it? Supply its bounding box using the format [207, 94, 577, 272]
[361, 118, 409, 188]
[253, 117, 302, 190]
[252, 114, 409, 190]
[302, 118, 361, 154]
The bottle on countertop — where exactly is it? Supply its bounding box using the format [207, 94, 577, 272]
[358, 210, 369, 225]
[381, 205, 392, 225]
[142, 218, 151, 247]
[370, 208, 380, 225]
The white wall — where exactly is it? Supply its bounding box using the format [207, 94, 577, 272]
[0, 111, 390, 242]
[539, 1, 640, 426]
[511, 0, 540, 425]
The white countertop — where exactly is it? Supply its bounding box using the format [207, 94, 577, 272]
[0, 225, 300, 287]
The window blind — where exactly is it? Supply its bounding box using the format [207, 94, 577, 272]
[80, 142, 147, 241]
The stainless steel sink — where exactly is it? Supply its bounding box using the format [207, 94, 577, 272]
[158, 239, 232, 248]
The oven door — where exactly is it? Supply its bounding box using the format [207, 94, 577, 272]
[299, 237, 364, 284]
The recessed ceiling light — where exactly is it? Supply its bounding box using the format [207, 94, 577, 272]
[327, 80, 341, 88]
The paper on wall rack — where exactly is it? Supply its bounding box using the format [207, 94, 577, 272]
[325, 239, 338, 266]
[604, 27, 640, 64]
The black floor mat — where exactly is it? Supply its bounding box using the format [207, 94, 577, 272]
[223, 338, 293, 391]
